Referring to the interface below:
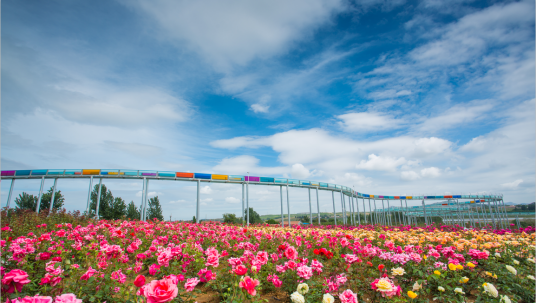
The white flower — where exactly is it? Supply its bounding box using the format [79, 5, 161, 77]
[412, 281, 422, 291]
[527, 258, 536, 264]
[500, 295, 512, 303]
[527, 275, 535, 280]
[505, 265, 517, 275]
[296, 283, 309, 295]
[454, 288, 465, 295]
[322, 293, 335, 303]
[482, 283, 499, 298]
[438, 286, 445, 292]
[391, 267, 405, 276]
[290, 291, 305, 303]
[494, 252, 501, 258]
[251, 265, 258, 272]
[513, 259, 520, 265]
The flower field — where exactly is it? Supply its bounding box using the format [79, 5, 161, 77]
[1, 210, 535, 303]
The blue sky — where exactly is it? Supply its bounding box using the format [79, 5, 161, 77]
[2, 0, 534, 220]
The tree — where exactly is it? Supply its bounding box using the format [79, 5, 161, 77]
[109, 197, 127, 220]
[244, 208, 262, 224]
[14, 187, 65, 212]
[126, 201, 141, 220]
[265, 218, 277, 224]
[192, 216, 197, 223]
[14, 192, 37, 211]
[528, 203, 535, 211]
[89, 184, 115, 219]
[146, 196, 164, 221]
[300, 215, 310, 223]
[223, 213, 239, 224]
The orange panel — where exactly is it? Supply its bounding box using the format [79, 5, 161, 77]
[82, 169, 100, 175]
[176, 172, 194, 178]
[212, 174, 228, 180]
[444, 195, 453, 198]
[394, 196, 400, 199]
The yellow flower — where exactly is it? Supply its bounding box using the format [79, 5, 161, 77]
[466, 262, 475, 268]
[438, 286, 445, 292]
[434, 270, 441, 276]
[456, 264, 464, 270]
[448, 263, 457, 271]
[407, 291, 418, 299]
[459, 277, 469, 284]
[423, 255, 427, 260]
[376, 278, 393, 292]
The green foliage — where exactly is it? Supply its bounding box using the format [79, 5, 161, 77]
[126, 201, 141, 220]
[14, 192, 37, 211]
[299, 215, 310, 223]
[265, 218, 277, 224]
[192, 215, 197, 223]
[14, 187, 65, 212]
[244, 207, 262, 224]
[223, 213, 239, 224]
[109, 197, 127, 220]
[88, 184, 114, 219]
[146, 196, 164, 221]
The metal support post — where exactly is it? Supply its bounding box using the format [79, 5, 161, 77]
[399, 200, 405, 225]
[362, 199, 367, 224]
[381, 200, 386, 226]
[355, 193, 361, 226]
[486, 199, 495, 229]
[308, 188, 312, 224]
[139, 178, 145, 220]
[246, 182, 250, 226]
[340, 191, 345, 225]
[280, 186, 284, 227]
[196, 179, 200, 223]
[368, 199, 373, 225]
[242, 183, 245, 226]
[500, 199, 509, 228]
[6, 179, 15, 209]
[35, 176, 45, 213]
[387, 200, 391, 226]
[49, 178, 58, 213]
[332, 191, 337, 225]
[405, 200, 410, 226]
[286, 185, 290, 227]
[422, 199, 427, 226]
[316, 187, 320, 225]
[96, 178, 103, 219]
[144, 179, 150, 221]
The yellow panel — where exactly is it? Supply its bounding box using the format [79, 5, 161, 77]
[212, 174, 228, 180]
[470, 201, 475, 203]
[406, 196, 413, 199]
[311, 183, 319, 186]
[82, 169, 100, 175]
[370, 195, 374, 198]
[119, 172, 125, 175]
[107, 172, 118, 175]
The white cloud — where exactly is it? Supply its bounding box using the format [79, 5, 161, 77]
[337, 112, 405, 132]
[291, 163, 310, 179]
[225, 197, 240, 204]
[200, 186, 212, 194]
[400, 171, 421, 181]
[201, 198, 213, 203]
[250, 103, 270, 113]
[169, 199, 188, 204]
[368, 89, 412, 99]
[212, 155, 287, 175]
[420, 167, 441, 178]
[415, 100, 494, 133]
[123, 0, 347, 71]
[501, 179, 523, 190]
[356, 154, 407, 171]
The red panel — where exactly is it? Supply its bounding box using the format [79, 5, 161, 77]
[176, 172, 194, 178]
[394, 196, 400, 199]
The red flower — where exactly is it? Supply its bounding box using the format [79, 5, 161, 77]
[234, 265, 247, 276]
[367, 261, 373, 267]
[378, 264, 385, 271]
[313, 249, 320, 255]
[134, 275, 146, 287]
[238, 276, 260, 296]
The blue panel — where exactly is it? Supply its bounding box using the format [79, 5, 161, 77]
[301, 181, 311, 185]
[47, 170, 64, 175]
[274, 178, 287, 183]
[32, 170, 47, 175]
[158, 172, 176, 177]
[461, 195, 469, 199]
[229, 175, 245, 181]
[122, 170, 138, 176]
[363, 194, 370, 198]
[64, 170, 82, 175]
[16, 170, 32, 176]
[260, 177, 274, 183]
[389, 196, 394, 199]
[194, 173, 211, 179]
[453, 195, 462, 198]
[400, 196, 406, 199]
[319, 182, 328, 187]
[288, 179, 299, 185]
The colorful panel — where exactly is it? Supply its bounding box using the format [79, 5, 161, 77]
[300, 181, 310, 185]
[378, 195, 384, 198]
[453, 195, 462, 198]
[394, 196, 400, 199]
[259, 177, 274, 183]
[245, 176, 260, 182]
[406, 196, 413, 199]
[47, 170, 64, 175]
[274, 178, 287, 184]
[82, 169, 100, 175]
[194, 173, 211, 179]
[1, 171, 15, 176]
[319, 182, 328, 187]
[158, 172, 176, 178]
[400, 196, 406, 199]
[310, 182, 319, 186]
[176, 172, 194, 178]
[31, 170, 48, 175]
[212, 174, 228, 180]
[141, 173, 157, 176]
[444, 195, 453, 198]
[64, 170, 82, 175]
[122, 170, 138, 176]
[288, 179, 299, 185]
[229, 175, 244, 181]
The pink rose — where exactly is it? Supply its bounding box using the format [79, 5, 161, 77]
[144, 278, 178, 303]
[233, 265, 247, 276]
[284, 246, 298, 260]
[134, 275, 146, 287]
[11, 295, 53, 303]
[2, 269, 31, 293]
[238, 276, 260, 296]
[184, 278, 200, 292]
[54, 294, 83, 303]
[296, 265, 313, 280]
[339, 289, 358, 303]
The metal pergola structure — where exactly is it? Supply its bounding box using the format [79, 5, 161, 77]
[1, 169, 514, 229]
